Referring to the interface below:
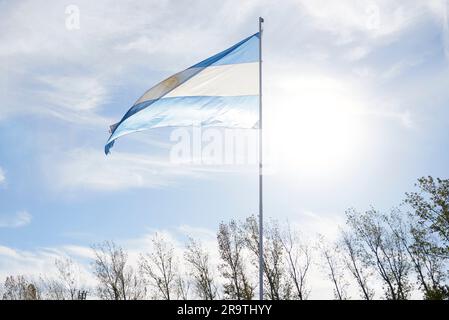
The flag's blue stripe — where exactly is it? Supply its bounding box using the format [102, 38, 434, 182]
[189, 33, 259, 68]
[105, 95, 258, 154]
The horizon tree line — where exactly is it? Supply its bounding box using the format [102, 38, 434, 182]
[1, 176, 448, 300]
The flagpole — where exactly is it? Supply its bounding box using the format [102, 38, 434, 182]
[258, 16, 264, 301]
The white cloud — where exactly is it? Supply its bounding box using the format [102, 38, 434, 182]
[364, 107, 414, 128]
[47, 148, 208, 191]
[176, 225, 217, 240]
[344, 46, 371, 61]
[42, 145, 256, 192]
[0, 0, 443, 135]
[0, 0, 262, 126]
[0, 211, 32, 228]
[382, 57, 426, 80]
[31, 75, 111, 126]
[0, 244, 95, 291]
[292, 210, 345, 241]
[0, 167, 5, 185]
[297, 0, 426, 43]
[59, 245, 96, 260]
[440, 0, 449, 59]
[38, 75, 107, 112]
[426, 0, 449, 60]
[0, 245, 20, 259]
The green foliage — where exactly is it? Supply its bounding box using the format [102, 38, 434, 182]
[217, 220, 254, 300]
[405, 176, 449, 257]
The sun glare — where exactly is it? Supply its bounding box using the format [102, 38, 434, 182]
[265, 75, 365, 177]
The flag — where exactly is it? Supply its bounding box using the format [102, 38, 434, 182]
[105, 32, 260, 154]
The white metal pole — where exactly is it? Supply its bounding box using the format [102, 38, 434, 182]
[258, 16, 264, 301]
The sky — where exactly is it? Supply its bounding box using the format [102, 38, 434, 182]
[1, 0, 449, 299]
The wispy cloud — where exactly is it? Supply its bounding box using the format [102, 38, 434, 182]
[0, 211, 32, 228]
[0, 167, 5, 185]
[41, 145, 255, 192]
[344, 46, 371, 61]
[0, 0, 262, 127]
[297, 0, 428, 43]
[440, 0, 449, 59]
[48, 148, 208, 191]
[0, 244, 95, 288]
[32, 75, 112, 126]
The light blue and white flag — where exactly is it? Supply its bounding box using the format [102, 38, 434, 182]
[105, 33, 260, 154]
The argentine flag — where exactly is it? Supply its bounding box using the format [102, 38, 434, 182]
[105, 33, 260, 154]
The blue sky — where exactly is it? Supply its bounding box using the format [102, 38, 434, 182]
[1, 0, 449, 298]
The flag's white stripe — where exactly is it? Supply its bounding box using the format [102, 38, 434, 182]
[134, 68, 200, 105]
[133, 62, 258, 103]
[134, 62, 258, 106]
[165, 62, 258, 98]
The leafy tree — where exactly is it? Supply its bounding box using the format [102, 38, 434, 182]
[398, 177, 449, 299]
[243, 215, 291, 300]
[217, 220, 254, 299]
[339, 231, 374, 300]
[317, 236, 349, 300]
[345, 208, 412, 299]
[405, 176, 449, 256]
[386, 210, 448, 300]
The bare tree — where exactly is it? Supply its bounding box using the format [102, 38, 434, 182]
[243, 215, 291, 300]
[184, 237, 217, 300]
[174, 274, 190, 300]
[2, 275, 40, 300]
[92, 241, 145, 300]
[39, 276, 65, 300]
[140, 233, 178, 300]
[339, 231, 374, 300]
[217, 220, 254, 300]
[345, 208, 412, 300]
[37, 257, 88, 300]
[317, 236, 349, 300]
[280, 222, 311, 300]
[58, 257, 87, 299]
